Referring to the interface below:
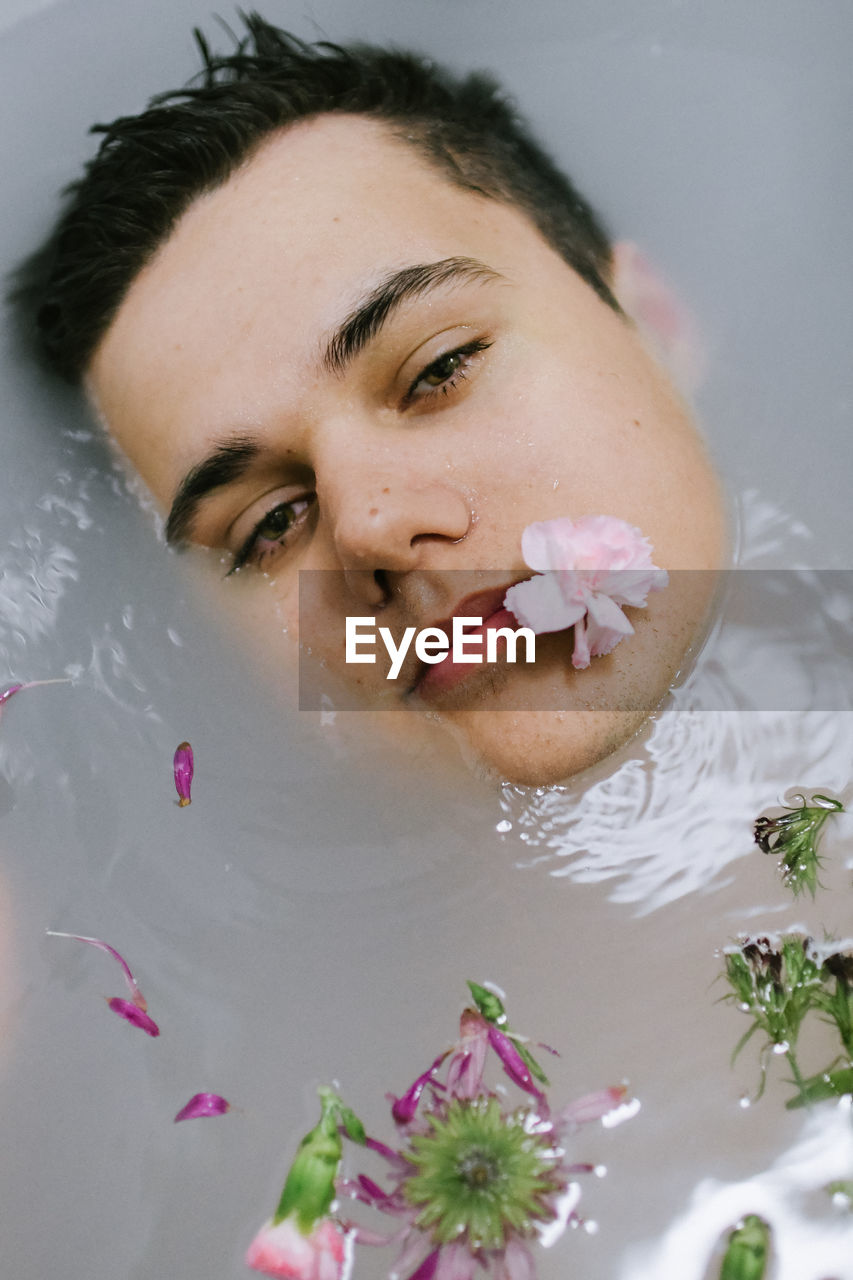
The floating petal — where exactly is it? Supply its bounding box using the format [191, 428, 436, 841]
[174, 740, 194, 806]
[106, 996, 160, 1036]
[174, 1092, 230, 1122]
[46, 930, 148, 1009]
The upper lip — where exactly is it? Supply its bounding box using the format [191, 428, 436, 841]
[405, 579, 529, 696]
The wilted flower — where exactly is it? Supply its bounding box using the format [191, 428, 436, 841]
[46, 931, 160, 1036]
[246, 1087, 363, 1279]
[346, 984, 628, 1280]
[754, 792, 844, 897]
[715, 1214, 771, 1280]
[503, 516, 667, 669]
[174, 1092, 231, 1122]
[174, 740, 194, 806]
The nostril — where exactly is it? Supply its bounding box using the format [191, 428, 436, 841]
[373, 568, 390, 601]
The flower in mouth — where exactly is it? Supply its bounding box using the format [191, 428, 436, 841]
[503, 515, 667, 670]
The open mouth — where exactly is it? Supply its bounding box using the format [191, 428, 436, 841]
[410, 585, 530, 703]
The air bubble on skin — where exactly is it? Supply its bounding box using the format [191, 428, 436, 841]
[496, 819, 512, 833]
[553, 479, 560, 490]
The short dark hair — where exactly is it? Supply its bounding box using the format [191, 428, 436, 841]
[19, 11, 619, 382]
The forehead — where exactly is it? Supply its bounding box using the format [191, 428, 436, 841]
[88, 113, 552, 496]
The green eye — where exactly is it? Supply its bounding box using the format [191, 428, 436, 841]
[422, 351, 465, 386]
[228, 495, 315, 576]
[255, 503, 297, 540]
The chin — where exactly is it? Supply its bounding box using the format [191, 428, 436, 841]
[443, 707, 651, 787]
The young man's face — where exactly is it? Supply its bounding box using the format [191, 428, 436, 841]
[88, 115, 724, 783]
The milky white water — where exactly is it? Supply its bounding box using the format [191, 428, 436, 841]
[1, 3, 852, 1277]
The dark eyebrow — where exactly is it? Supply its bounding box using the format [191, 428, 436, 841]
[166, 436, 260, 546]
[323, 256, 503, 375]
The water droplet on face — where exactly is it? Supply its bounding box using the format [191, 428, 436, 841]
[496, 819, 512, 833]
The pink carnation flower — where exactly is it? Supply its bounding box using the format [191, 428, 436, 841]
[245, 1215, 348, 1280]
[504, 515, 668, 670]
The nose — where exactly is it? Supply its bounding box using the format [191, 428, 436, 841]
[327, 475, 472, 606]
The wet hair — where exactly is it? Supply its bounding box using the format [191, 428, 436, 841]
[18, 11, 619, 382]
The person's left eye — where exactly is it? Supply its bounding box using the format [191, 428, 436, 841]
[403, 338, 492, 408]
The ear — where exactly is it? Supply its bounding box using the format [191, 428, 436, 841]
[610, 241, 707, 394]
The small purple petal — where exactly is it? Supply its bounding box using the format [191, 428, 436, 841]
[46, 931, 148, 1009]
[486, 1025, 544, 1100]
[107, 997, 160, 1036]
[174, 1092, 230, 1122]
[174, 741, 194, 806]
[390, 1051, 448, 1124]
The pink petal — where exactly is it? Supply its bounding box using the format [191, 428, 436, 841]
[557, 1085, 628, 1128]
[174, 741, 194, 807]
[521, 515, 656, 573]
[583, 592, 635, 659]
[446, 1010, 489, 1099]
[503, 573, 586, 634]
[106, 996, 160, 1036]
[598, 566, 668, 607]
[246, 1216, 347, 1280]
[495, 1239, 536, 1280]
[519, 519, 578, 571]
[486, 1025, 545, 1102]
[46, 931, 148, 1009]
[390, 1051, 448, 1125]
[435, 1243, 477, 1280]
[174, 1092, 230, 1122]
[407, 1248, 441, 1280]
[0, 683, 24, 707]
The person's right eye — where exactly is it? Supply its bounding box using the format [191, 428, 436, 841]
[227, 494, 316, 576]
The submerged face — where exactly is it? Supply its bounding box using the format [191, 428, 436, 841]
[88, 115, 724, 784]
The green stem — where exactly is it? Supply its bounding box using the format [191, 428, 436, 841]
[786, 1049, 810, 1107]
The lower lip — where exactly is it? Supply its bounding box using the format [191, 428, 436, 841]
[414, 607, 522, 699]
